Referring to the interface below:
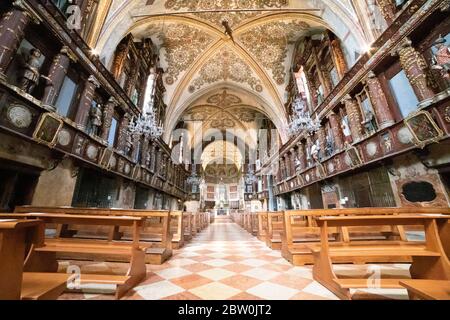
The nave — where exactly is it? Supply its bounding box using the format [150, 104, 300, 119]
[56, 217, 411, 301]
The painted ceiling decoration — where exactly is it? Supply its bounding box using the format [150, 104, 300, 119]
[188, 46, 263, 93]
[148, 24, 214, 85]
[163, 0, 289, 29]
[183, 90, 264, 130]
[238, 20, 311, 85]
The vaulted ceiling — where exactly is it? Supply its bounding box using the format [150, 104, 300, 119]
[97, 0, 369, 144]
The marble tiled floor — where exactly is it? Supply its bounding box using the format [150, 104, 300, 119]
[58, 217, 412, 300]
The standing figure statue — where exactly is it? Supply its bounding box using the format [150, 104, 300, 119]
[19, 48, 45, 94]
[89, 103, 103, 136]
[431, 35, 450, 80]
[310, 141, 321, 163]
[362, 108, 377, 135]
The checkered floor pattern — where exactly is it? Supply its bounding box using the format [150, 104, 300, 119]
[58, 217, 412, 300]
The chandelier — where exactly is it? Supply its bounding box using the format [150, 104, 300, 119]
[244, 167, 258, 185]
[186, 165, 202, 185]
[128, 100, 164, 140]
[288, 96, 321, 136]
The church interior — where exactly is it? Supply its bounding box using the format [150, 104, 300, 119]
[0, 0, 450, 301]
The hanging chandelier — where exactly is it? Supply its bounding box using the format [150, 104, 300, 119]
[186, 165, 202, 185]
[128, 100, 164, 140]
[244, 167, 258, 185]
[288, 96, 321, 136]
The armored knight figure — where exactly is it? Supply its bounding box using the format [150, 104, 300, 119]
[89, 103, 103, 136]
[431, 35, 450, 79]
[19, 48, 44, 94]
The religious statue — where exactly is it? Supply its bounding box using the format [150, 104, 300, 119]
[310, 141, 321, 162]
[361, 108, 377, 135]
[431, 35, 450, 80]
[124, 133, 133, 156]
[19, 48, 46, 94]
[315, 89, 324, 105]
[325, 135, 334, 157]
[89, 103, 103, 136]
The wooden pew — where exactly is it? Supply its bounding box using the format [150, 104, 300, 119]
[266, 212, 284, 250]
[15, 206, 172, 264]
[282, 207, 450, 266]
[400, 280, 450, 300]
[257, 212, 268, 242]
[1, 213, 147, 299]
[0, 219, 70, 300]
[183, 212, 193, 241]
[170, 211, 184, 249]
[250, 212, 259, 236]
[308, 214, 450, 300]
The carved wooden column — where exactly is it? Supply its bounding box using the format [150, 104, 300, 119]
[289, 148, 297, 176]
[343, 94, 364, 142]
[375, 0, 396, 24]
[305, 71, 319, 107]
[311, 45, 332, 95]
[306, 136, 313, 167]
[116, 113, 132, 152]
[75, 75, 100, 130]
[365, 71, 396, 129]
[41, 47, 73, 110]
[394, 37, 435, 102]
[0, 1, 38, 77]
[329, 35, 348, 79]
[284, 154, 291, 178]
[130, 134, 141, 162]
[296, 142, 306, 170]
[112, 42, 129, 80]
[327, 111, 344, 151]
[140, 134, 150, 166]
[101, 97, 118, 141]
[317, 127, 327, 158]
[149, 143, 156, 173]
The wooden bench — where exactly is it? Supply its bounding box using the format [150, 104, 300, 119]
[282, 207, 450, 266]
[170, 211, 185, 249]
[183, 212, 193, 241]
[266, 212, 284, 250]
[308, 214, 450, 300]
[1, 213, 147, 299]
[15, 206, 172, 264]
[0, 219, 70, 300]
[400, 280, 450, 300]
[257, 212, 268, 242]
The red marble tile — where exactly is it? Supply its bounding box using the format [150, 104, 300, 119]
[264, 264, 292, 272]
[183, 262, 213, 272]
[229, 292, 263, 300]
[220, 275, 262, 291]
[164, 291, 203, 300]
[269, 274, 312, 290]
[222, 263, 254, 273]
[170, 274, 213, 290]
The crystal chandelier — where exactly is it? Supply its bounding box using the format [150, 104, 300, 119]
[128, 100, 164, 140]
[244, 167, 258, 185]
[288, 96, 321, 136]
[186, 165, 202, 185]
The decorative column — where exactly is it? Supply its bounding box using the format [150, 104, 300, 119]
[116, 113, 132, 152]
[140, 135, 150, 166]
[327, 111, 344, 150]
[306, 136, 313, 167]
[112, 41, 130, 80]
[365, 71, 395, 129]
[311, 44, 332, 95]
[101, 97, 118, 141]
[342, 94, 364, 142]
[375, 0, 396, 24]
[296, 142, 306, 170]
[130, 134, 141, 162]
[75, 75, 100, 130]
[317, 127, 327, 158]
[394, 37, 435, 102]
[289, 148, 297, 176]
[329, 34, 348, 79]
[284, 154, 291, 178]
[0, 1, 39, 77]
[149, 143, 156, 173]
[41, 46, 74, 110]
